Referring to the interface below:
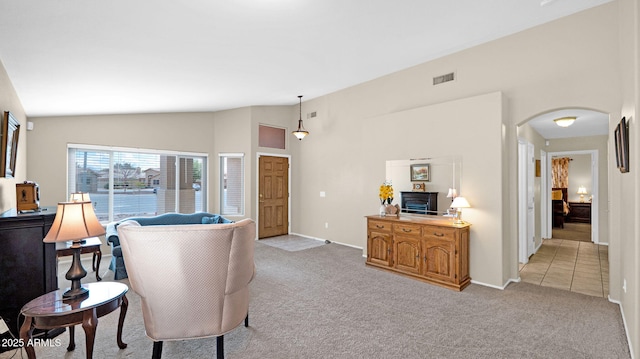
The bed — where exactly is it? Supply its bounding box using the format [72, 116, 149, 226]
[552, 187, 570, 228]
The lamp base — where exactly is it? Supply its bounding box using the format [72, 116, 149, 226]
[453, 209, 464, 224]
[63, 287, 89, 300]
[63, 243, 89, 301]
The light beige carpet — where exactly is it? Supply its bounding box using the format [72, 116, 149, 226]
[552, 222, 592, 242]
[1, 241, 629, 359]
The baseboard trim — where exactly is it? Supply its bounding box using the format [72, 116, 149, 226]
[470, 277, 520, 290]
[608, 296, 635, 359]
[288, 232, 363, 250]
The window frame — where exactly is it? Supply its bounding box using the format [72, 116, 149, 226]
[68, 144, 208, 222]
[219, 153, 245, 216]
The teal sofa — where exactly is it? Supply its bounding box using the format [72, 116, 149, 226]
[106, 212, 233, 279]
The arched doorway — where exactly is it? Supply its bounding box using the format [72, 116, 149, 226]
[517, 108, 610, 297]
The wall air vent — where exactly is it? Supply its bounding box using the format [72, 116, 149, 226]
[307, 111, 317, 119]
[433, 72, 455, 85]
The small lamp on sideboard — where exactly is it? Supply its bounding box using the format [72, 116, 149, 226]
[450, 196, 471, 224]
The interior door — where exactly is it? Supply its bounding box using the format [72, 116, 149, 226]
[518, 139, 536, 263]
[258, 155, 289, 238]
[526, 143, 535, 256]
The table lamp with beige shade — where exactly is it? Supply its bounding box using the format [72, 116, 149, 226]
[577, 186, 588, 202]
[450, 196, 471, 224]
[43, 194, 105, 300]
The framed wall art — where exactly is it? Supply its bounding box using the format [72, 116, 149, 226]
[410, 163, 430, 182]
[1, 111, 20, 178]
[614, 116, 629, 173]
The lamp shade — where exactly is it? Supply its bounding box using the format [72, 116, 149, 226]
[446, 188, 457, 198]
[450, 196, 470, 209]
[292, 125, 309, 140]
[43, 201, 105, 243]
[577, 186, 587, 195]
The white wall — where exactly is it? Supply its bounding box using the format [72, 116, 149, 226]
[26, 113, 217, 207]
[0, 60, 27, 210]
[615, 0, 639, 355]
[292, 3, 621, 289]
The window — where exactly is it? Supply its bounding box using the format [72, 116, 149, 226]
[219, 153, 244, 215]
[68, 145, 207, 222]
[258, 124, 286, 149]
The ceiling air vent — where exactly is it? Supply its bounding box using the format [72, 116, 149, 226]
[307, 111, 317, 119]
[433, 72, 455, 85]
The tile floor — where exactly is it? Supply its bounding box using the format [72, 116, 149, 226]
[519, 238, 609, 298]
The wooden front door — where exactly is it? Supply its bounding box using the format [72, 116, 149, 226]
[259, 156, 289, 238]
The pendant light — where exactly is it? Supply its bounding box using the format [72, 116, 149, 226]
[292, 95, 309, 140]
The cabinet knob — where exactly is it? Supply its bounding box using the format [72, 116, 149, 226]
[376, 225, 384, 229]
[402, 228, 411, 232]
[433, 232, 444, 237]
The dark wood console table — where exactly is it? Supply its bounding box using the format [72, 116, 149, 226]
[0, 207, 58, 348]
[567, 202, 591, 224]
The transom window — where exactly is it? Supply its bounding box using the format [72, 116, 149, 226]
[68, 145, 207, 222]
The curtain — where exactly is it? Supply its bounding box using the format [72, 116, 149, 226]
[552, 157, 570, 188]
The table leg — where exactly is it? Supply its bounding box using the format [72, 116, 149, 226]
[82, 308, 98, 359]
[67, 325, 76, 351]
[19, 316, 36, 359]
[94, 250, 102, 281]
[117, 295, 128, 349]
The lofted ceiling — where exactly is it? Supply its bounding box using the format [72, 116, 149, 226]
[0, 0, 613, 118]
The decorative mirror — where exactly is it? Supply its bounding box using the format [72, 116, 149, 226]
[385, 155, 461, 216]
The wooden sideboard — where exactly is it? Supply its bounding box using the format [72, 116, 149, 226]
[366, 215, 471, 291]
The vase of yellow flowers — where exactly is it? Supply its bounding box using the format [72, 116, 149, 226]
[379, 182, 394, 216]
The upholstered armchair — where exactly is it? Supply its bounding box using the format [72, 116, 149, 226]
[117, 219, 256, 359]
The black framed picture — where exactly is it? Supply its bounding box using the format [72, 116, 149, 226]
[1, 111, 20, 178]
[614, 117, 629, 173]
[410, 164, 430, 182]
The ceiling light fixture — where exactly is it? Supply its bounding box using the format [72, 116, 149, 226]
[292, 95, 309, 141]
[553, 116, 576, 128]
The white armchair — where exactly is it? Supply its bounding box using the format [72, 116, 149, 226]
[117, 218, 256, 359]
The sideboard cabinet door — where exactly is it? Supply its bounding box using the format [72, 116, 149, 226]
[422, 238, 456, 283]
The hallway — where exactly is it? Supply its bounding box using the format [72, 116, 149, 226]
[519, 238, 609, 298]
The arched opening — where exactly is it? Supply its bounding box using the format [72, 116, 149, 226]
[517, 108, 610, 298]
